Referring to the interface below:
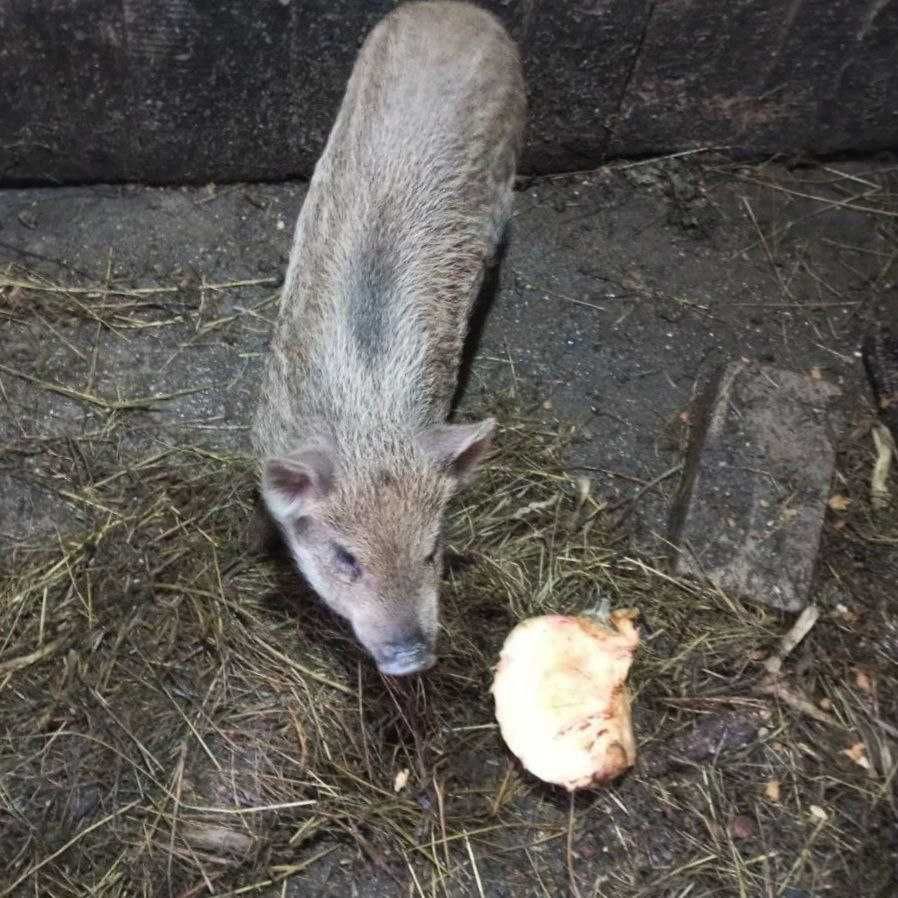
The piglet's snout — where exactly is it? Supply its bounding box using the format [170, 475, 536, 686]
[376, 632, 436, 677]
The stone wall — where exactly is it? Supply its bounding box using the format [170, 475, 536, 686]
[2, 0, 896, 185]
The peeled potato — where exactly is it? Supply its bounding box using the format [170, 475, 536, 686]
[491, 609, 639, 791]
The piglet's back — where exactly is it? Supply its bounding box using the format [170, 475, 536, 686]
[255, 2, 525, 459]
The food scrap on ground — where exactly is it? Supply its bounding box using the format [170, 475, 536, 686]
[492, 609, 639, 791]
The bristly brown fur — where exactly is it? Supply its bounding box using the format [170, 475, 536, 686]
[252, 2, 527, 670]
[254, 2, 525, 457]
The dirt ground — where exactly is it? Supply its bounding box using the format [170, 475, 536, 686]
[1, 156, 897, 896]
[3, 156, 897, 546]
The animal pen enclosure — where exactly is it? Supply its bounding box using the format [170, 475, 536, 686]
[2, 2, 897, 897]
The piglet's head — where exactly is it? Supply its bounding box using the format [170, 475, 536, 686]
[262, 419, 495, 675]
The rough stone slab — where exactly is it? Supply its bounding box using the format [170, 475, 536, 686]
[668, 361, 842, 612]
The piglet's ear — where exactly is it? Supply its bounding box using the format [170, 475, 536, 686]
[417, 418, 496, 485]
[262, 447, 333, 521]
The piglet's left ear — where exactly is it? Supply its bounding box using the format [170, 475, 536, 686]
[417, 418, 496, 485]
[262, 446, 333, 521]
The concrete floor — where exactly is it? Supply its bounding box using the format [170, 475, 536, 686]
[1, 157, 894, 549]
[2, 157, 897, 898]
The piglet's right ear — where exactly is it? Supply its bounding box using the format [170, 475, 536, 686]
[262, 449, 333, 520]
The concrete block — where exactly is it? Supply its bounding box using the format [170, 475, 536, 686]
[668, 361, 842, 611]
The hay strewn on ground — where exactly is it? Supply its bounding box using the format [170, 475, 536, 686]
[2, 156, 898, 896]
[1, 394, 895, 897]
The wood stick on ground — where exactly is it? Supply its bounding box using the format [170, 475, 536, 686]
[759, 680, 838, 727]
[871, 423, 895, 510]
[763, 606, 820, 677]
[758, 605, 841, 727]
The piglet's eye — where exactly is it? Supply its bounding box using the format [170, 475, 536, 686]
[333, 544, 361, 577]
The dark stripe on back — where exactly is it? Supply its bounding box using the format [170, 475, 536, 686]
[346, 234, 396, 360]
